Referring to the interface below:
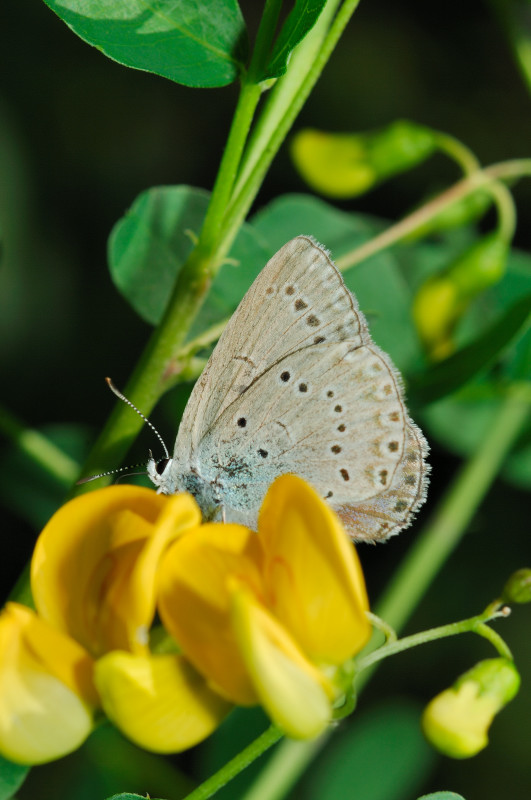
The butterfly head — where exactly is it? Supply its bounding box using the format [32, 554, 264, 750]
[146, 452, 175, 494]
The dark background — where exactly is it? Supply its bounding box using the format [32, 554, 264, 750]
[1, 1, 530, 799]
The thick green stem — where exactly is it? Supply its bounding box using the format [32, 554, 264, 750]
[219, 0, 360, 255]
[231, 0, 342, 199]
[197, 0, 283, 255]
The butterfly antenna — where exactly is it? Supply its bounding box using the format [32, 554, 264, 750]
[77, 462, 148, 485]
[105, 377, 170, 459]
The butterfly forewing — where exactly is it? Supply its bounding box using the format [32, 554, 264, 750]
[175, 237, 366, 449]
[172, 236, 429, 541]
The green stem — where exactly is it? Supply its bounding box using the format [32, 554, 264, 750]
[181, 725, 283, 800]
[336, 159, 531, 272]
[365, 611, 397, 643]
[357, 612, 513, 673]
[197, 0, 283, 255]
[474, 620, 514, 660]
[196, 80, 262, 257]
[434, 133, 517, 243]
[231, 0, 342, 199]
[219, 0, 360, 255]
[434, 132, 480, 174]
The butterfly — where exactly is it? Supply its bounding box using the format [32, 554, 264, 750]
[139, 235, 429, 542]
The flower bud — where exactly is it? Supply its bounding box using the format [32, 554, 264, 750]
[422, 658, 520, 758]
[290, 121, 436, 198]
[502, 568, 531, 604]
[413, 233, 508, 359]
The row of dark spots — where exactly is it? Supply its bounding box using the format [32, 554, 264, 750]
[327, 388, 348, 484]
[329, 390, 348, 478]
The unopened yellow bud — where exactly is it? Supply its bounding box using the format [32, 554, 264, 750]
[422, 658, 520, 758]
[290, 121, 436, 198]
[412, 233, 508, 359]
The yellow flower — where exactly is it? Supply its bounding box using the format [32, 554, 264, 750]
[2, 476, 370, 761]
[158, 474, 371, 739]
[31, 485, 201, 657]
[0, 603, 96, 764]
[0, 486, 229, 763]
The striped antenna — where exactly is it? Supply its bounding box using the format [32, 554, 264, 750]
[105, 377, 169, 458]
[75, 378, 170, 486]
[77, 462, 148, 485]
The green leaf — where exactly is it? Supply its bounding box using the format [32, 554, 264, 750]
[416, 794, 466, 800]
[410, 294, 531, 404]
[106, 795, 166, 800]
[250, 193, 419, 372]
[41, 0, 247, 88]
[109, 185, 271, 336]
[0, 754, 29, 800]
[304, 700, 435, 800]
[264, 0, 328, 79]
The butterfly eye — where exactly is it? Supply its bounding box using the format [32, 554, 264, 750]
[156, 458, 171, 475]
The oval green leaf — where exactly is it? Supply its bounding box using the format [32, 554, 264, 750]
[264, 0, 328, 79]
[108, 185, 271, 336]
[417, 794, 466, 800]
[41, 0, 247, 88]
[106, 795, 166, 800]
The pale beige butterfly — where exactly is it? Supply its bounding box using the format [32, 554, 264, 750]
[146, 235, 429, 542]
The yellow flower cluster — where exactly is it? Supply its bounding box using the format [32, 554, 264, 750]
[0, 475, 371, 764]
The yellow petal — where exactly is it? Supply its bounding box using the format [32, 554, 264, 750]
[0, 604, 95, 764]
[94, 651, 230, 753]
[158, 523, 264, 706]
[31, 486, 201, 656]
[258, 475, 371, 664]
[231, 585, 332, 739]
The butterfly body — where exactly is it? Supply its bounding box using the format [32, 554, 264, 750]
[150, 236, 429, 542]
